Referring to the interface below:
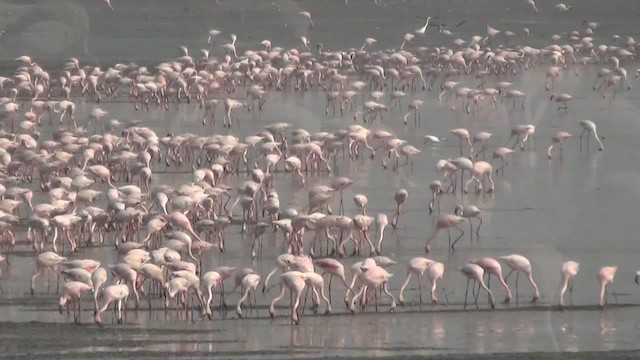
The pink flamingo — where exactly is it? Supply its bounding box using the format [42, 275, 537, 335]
[269, 271, 307, 324]
[425, 214, 466, 254]
[398, 258, 447, 306]
[547, 131, 573, 159]
[499, 254, 540, 303]
[95, 284, 130, 325]
[460, 263, 495, 309]
[598, 265, 618, 309]
[559, 261, 579, 308]
[58, 281, 92, 323]
[469, 257, 512, 303]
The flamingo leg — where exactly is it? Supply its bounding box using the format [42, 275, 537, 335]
[464, 278, 470, 309]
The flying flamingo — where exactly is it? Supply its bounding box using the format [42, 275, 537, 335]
[598, 265, 618, 309]
[460, 263, 495, 309]
[499, 254, 540, 303]
[559, 261, 580, 308]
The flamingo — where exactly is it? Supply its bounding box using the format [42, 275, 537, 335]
[460, 263, 495, 309]
[94, 284, 130, 325]
[398, 258, 447, 306]
[468, 257, 512, 303]
[547, 131, 573, 159]
[454, 204, 482, 239]
[578, 120, 604, 152]
[499, 254, 540, 303]
[268, 271, 307, 324]
[313, 258, 354, 302]
[425, 214, 466, 254]
[58, 281, 92, 323]
[559, 261, 580, 308]
[236, 273, 261, 318]
[598, 265, 618, 309]
[391, 189, 408, 229]
[415, 17, 432, 35]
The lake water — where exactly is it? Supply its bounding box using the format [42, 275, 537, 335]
[0, 0, 639, 359]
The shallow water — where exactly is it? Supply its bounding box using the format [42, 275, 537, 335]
[0, 0, 639, 359]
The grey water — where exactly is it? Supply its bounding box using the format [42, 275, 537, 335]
[0, 0, 640, 359]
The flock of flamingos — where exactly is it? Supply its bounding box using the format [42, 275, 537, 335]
[0, 3, 635, 326]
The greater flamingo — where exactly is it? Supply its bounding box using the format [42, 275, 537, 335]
[425, 214, 466, 254]
[578, 120, 604, 152]
[469, 257, 512, 303]
[460, 263, 495, 309]
[559, 261, 580, 308]
[454, 204, 483, 239]
[598, 265, 618, 308]
[547, 131, 573, 159]
[236, 273, 261, 318]
[499, 254, 540, 303]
